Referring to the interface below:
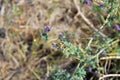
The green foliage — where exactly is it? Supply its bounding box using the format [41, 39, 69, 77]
[48, 68, 86, 80]
[92, 5, 103, 12]
[62, 39, 83, 58]
[71, 67, 86, 80]
[48, 69, 70, 80]
[42, 32, 48, 41]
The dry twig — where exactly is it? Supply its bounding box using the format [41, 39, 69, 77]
[100, 56, 120, 60]
[73, 0, 106, 37]
[99, 74, 120, 80]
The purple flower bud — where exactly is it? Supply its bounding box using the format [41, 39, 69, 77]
[114, 24, 120, 31]
[93, 70, 98, 75]
[98, 47, 106, 55]
[99, 2, 104, 7]
[102, 49, 106, 55]
[84, 0, 91, 5]
[58, 33, 64, 39]
[86, 66, 92, 72]
[52, 42, 58, 47]
[44, 25, 51, 32]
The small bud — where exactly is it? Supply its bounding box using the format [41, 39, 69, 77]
[58, 33, 64, 39]
[102, 49, 106, 55]
[99, 2, 104, 7]
[98, 47, 106, 54]
[86, 66, 92, 72]
[44, 25, 51, 32]
[52, 42, 58, 47]
[114, 24, 120, 31]
[84, 0, 91, 5]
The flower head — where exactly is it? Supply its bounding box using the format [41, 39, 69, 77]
[58, 33, 64, 39]
[84, 0, 91, 5]
[102, 49, 106, 55]
[99, 2, 104, 7]
[114, 24, 120, 31]
[98, 47, 106, 55]
[44, 25, 51, 32]
[52, 42, 58, 47]
[85, 66, 92, 72]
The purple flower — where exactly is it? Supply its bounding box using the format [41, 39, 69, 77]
[86, 66, 92, 72]
[102, 49, 106, 55]
[98, 48, 106, 55]
[52, 42, 58, 47]
[99, 2, 104, 7]
[58, 33, 64, 39]
[93, 70, 98, 75]
[44, 25, 51, 32]
[114, 24, 120, 31]
[84, 0, 91, 5]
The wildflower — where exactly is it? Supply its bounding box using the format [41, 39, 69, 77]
[52, 42, 58, 47]
[58, 33, 64, 39]
[99, 2, 104, 7]
[102, 49, 106, 55]
[85, 66, 92, 73]
[92, 69, 98, 76]
[98, 47, 106, 55]
[114, 24, 120, 31]
[44, 25, 51, 32]
[84, 0, 91, 5]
